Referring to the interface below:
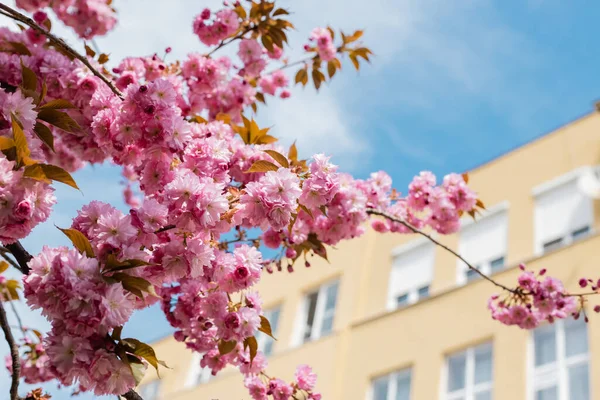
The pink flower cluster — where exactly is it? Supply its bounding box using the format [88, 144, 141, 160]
[309, 27, 336, 62]
[5, 330, 54, 384]
[245, 364, 320, 400]
[372, 171, 477, 235]
[488, 265, 579, 329]
[23, 244, 139, 394]
[16, 0, 117, 39]
[193, 8, 240, 46]
[0, 89, 56, 243]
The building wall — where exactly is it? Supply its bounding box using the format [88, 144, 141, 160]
[143, 111, 600, 400]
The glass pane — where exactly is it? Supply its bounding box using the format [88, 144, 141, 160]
[395, 373, 411, 400]
[475, 390, 491, 400]
[397, 294, 409, 307]
[325, 282, 339, 311]
[303, 292, 319, 341]
[268, 307, 281, 333]
[568, 363, 589, 400]
[565, 317, 588, 357]
[467, 268, 481, 281]
[372, 376, 389, 400]
[417, 285, 430, 299]
[534, 325, 556, 366]
[490, 256, 505, 273]
[320, 314, 334, 336]
[572, 225, 590, 241]
[447, 353, 467, 392]
[536, 387, 558, 400]
[542, 238, 563, 253]
[474, 345, 493, 384]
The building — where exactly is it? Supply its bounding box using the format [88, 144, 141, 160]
[138, 109, 600, 400]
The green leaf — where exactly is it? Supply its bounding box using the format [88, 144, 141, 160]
[263, 150, 289, 168]
[258, 315, 276, 339]
[24, 163, 79, 190]
[245, 160, 279, 173]
[112, 273, 158, 299]
[57, 227, 94, 257]
[218, 339, 237, 356]
[37, 109, 81, 133]
[20, 60, 37, 92]
[33, 122, 54, 151]
[39, 99, 78, 110]
[111, 326, 123, 341]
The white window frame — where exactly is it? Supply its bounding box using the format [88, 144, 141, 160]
[369, 368, 412, 400]
[532, 167, 596, 256]
[456, 202, 509, 285]
[257, 305, 281, 356]
[387, 240, 434, 310]
[527, 319, 590, 400]
[184, 353, 212, 388]
[293, 279, 339, 346]
[444, 342, 493, 400]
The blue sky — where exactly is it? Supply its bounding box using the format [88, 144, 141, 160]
[2, 0, 600, 398]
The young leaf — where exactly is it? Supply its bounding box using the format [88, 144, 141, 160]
[37, 109, 81, 133]
[476, 199, 486, 209]
[112, 273, 158, 299]
[263, 150, 289, 168]
[7, 41, 32, 56]
[12, 115, 31, 165]
[245, 336, 258, 364]
[0, 137, 15, 151]
[273, 8, 289, 16]
[57, 227, 95, 258]
[111, 326, 123, 341]
[258, 315, 276, 339]
[218, 339, 237, 356]
[121, 338, 160, 372]
[84, 43, 96, 58]
[0, 261, 8, 274]
[20, 60, 38, 93]
[245, 160, 279, 173]
[98, 53, 110, 64]
[461, 172, 469, 183]
[39, 99, 78, 110]
[24, 163, 79, 190]
[33, 122, 54, 151]
[4, 279, 21, 301]
[298, 204, 314, 219]
[288, 141, 298, 162]
[127, 357, 148, 386]
[327, 60, 337, 78]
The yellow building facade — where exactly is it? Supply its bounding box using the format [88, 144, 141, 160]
[139, 110, 600, 400]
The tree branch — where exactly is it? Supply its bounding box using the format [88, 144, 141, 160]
[0, 249, 22, 272]
[0, 3, 124, 99]
[122, 389, 143, 400]
[0, 299, 21, 400]
[3, 242, 32, 275]
[366, 208, 517, 294]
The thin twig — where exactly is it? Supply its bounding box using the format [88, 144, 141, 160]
[0, 299, 21, 400]
[155, 224, 176, 234]
[265, 57, 312, 75]
[6, 296, 24, 335]
[0, 249, 22, 272]
[205, 26, 256, 57]
[4, 242, 32, 275]
[366, 208, 517, 294]
[0, 3, 123, 99]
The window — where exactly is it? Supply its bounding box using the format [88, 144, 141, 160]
[458, 211, 508, 284]
[184, 353, 213, 388]
[257, 306, 281, 356]
[297, 280, 339, 344]
[372, 368, 411, 400]
[445, 343, 493, 400]
[388, 241, 435, 310]
[534, 177, 593, 255]
[138, 380, 160, 400]
[531, 318, 589, 400]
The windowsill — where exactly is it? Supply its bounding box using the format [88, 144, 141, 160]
[353, 230, 600, 329]
[535, 228, 596, 258]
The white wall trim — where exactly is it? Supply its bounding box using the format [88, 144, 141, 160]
[390, 236, 434, 257]
[458, 200, 510, 229]
[531, 166, 593, 197]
